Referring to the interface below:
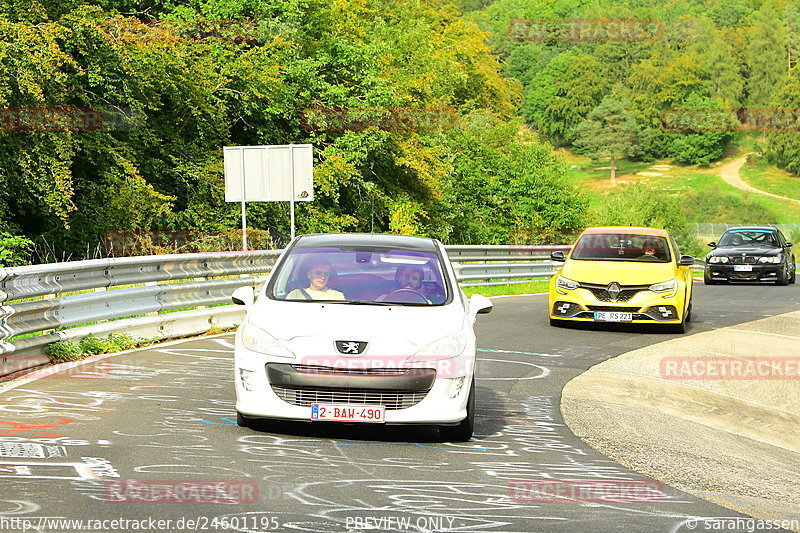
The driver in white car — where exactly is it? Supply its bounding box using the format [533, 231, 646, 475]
[397, 265, 424, 290]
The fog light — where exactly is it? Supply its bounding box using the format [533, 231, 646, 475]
[449, 376, 466, 399]
[239, 369, 256, 392]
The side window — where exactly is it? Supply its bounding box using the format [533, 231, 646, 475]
[778, 230, 786, 246]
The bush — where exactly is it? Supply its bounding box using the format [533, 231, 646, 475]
[682, 187, 774, 224]
[108, 333, 137, 351]
[78, 334, 117, 355]
[593, 183, 704, 257]
[48, 341, 83, 363]
[0, 232, 33, 267]
[46, 331, 208, 364]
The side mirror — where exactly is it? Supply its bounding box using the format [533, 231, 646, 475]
[678, 255, 695, 267]
[707, 242, 717, 248]
[232, 286, 255, 307]
[469, 294, 493, 318]
[550, 251, 566, 262]
[785, 241, 793, 248]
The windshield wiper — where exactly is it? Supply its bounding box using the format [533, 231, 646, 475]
[333, 300, 394, 306]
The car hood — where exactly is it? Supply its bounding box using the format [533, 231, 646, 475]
[246, 300, 466, 356]
[710, 246, 781, 257]
[561, 259, 676, 285]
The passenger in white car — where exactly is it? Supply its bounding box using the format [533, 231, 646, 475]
[286, 261, 345, 300]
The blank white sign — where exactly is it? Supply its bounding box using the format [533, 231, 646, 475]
[224, 144, 313, 202]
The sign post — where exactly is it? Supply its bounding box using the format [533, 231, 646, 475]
[223, 144, 313, 249]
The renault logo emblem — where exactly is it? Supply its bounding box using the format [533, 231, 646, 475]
[335, 341, 367, 355]
[607, 282, 622, 301]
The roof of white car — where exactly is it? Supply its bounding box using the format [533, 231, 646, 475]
[293, 233, 438, 251]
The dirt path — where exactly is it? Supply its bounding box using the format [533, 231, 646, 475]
[719, 155, 800, 205]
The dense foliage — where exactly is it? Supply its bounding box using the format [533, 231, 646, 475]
[0, 0, 588, 261]
[467, 0, 799, 172]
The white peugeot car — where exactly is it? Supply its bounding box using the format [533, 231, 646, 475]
[231, 233, 493, 441]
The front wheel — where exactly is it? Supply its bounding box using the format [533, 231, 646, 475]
[789, 265, 796, 284]
[439, 377, 475, 442]
[777, 267, 789, 286]
[703, 271, 716, 285]
[667, 309, 687, 333]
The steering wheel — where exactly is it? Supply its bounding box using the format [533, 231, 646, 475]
[384, 289, 430, 304]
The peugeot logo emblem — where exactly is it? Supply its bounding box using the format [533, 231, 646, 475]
[607, 282, 622, 301]
[335, 341, 367, 355]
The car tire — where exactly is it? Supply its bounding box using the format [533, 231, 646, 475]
[439, 377, 475, 442]
[703, 272, 716, 285]
[685, 301, 692, 323]
[777, 267, 789, 286]
[236, 411, 254, 428]
[667, 313, 687, 334]
[789, 266, 796, 284]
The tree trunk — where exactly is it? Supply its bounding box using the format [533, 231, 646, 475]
[610, 154, 617, 183]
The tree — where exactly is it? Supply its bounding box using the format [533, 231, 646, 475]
[524, 51, 607, 143]
[766, 77, 800, 175]
[668, 93, 736, 166]
[745, 2, 788, 107]
[573, 96, 641, 183]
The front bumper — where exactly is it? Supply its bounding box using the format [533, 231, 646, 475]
[705, 263, 785, 282]
[234, 341, 474, 425]
[549, 287, 685, 324]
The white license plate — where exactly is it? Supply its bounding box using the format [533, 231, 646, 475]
[734, 265, 753, 272]
[310, 404, 385, 423]
[594, 311, 633, 322]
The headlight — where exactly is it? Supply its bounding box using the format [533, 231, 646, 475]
[410, 330, 467, 361]
[649, 279, 678, 296]
[708, 256, 729, 264]
[556, 275, 580, 293]
[758, 256, 781, 264]
[240, 321, 294, 358]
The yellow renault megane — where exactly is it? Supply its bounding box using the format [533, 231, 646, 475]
[548, 227, 696, 333]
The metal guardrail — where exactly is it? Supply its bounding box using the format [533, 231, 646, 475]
[0, 245, 568, 377]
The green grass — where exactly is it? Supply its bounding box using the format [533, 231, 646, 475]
[739, 156, 800, 201]
[562, 149, 800, 224]
[461, 280, 549, 297]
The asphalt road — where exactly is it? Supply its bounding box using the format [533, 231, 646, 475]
[1, 282, 798, 533]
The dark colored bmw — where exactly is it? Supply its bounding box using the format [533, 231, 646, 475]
[704, 226, 796, 285]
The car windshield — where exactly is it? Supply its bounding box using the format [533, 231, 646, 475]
[571, 233, 672, 263]
[719, 230, 779, 248]
[267, 246, 449, 305]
